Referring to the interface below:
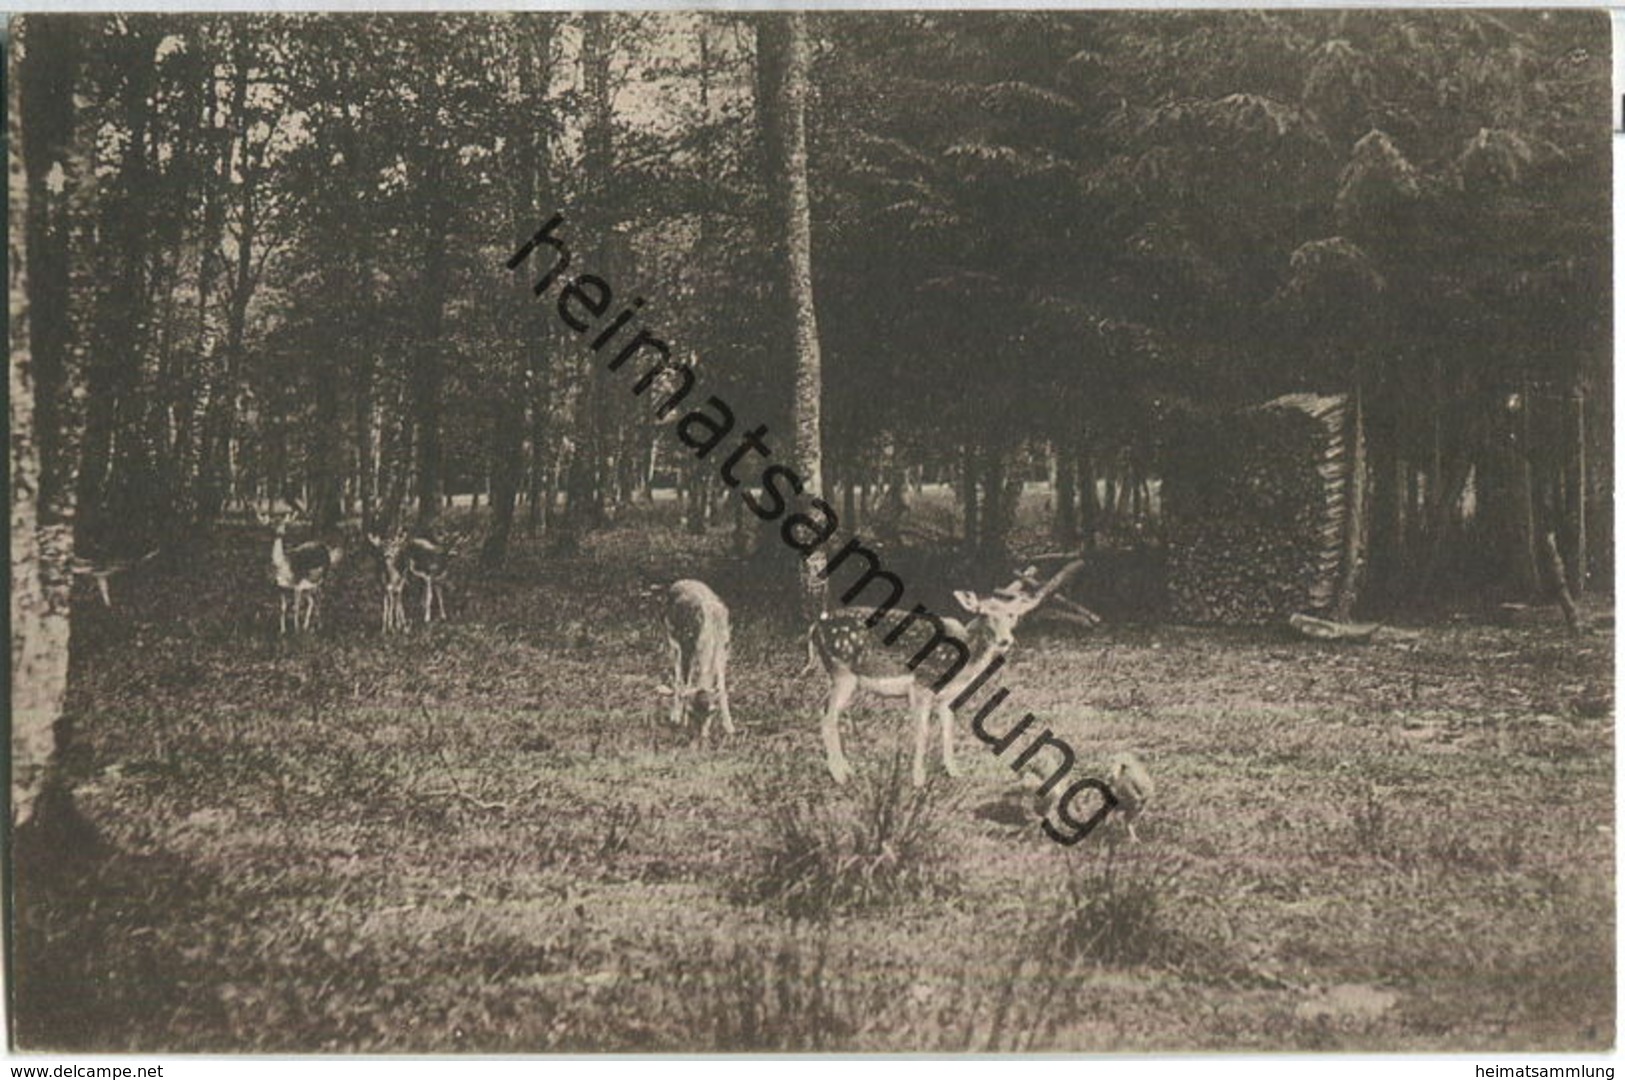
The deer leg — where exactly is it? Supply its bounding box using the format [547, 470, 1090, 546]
[423, 580, 433, 624]
[435, 580, 446, 622]
[696, 687, 712, 745]
[823, 674, 857, 785]
[937, 699, 961, 778]
[715, 651, 736, 736]
[279, 592, 289, 636]
[668, 640, 687, 729]
[909, 685, 932, 788]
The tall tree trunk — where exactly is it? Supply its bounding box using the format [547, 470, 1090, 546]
[759, 13, 826, 614]
[960, 441, 980, 552]
[12, 15, 85, 829]
[412, 185, 451, 530]
[1077, 434, 1097, 552]
[173, 46, 231, 537]
[1052, 437, 1078, 549]
[76, 20, 157, 548]
[486, 18, 557, 567]
[1334, 382, 1369, 620]
[1568, 383, 1587, 595]
[554, 14, 613, 552]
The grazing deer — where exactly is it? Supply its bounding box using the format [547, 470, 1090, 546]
[659, 579, 735, 741]
[807, 561, 1083, 787]
[260, 503, 345, 634]
[365, 532, 410, 634]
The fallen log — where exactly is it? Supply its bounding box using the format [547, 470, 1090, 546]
[1288, 612, 1381, 643]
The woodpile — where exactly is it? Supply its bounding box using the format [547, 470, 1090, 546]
[1163, 393, 1363, 624]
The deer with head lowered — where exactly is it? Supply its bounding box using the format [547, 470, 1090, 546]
[806, 560, 1084, 788]
[658, 579, 735, 742]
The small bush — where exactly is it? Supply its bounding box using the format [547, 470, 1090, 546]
[671, 929, 1069, 1052]
[749, 755, 957, 920]
[1051, 848, 1183, 967]
[676, 932, 872, 1050]
[1348, 781, 1394, 861]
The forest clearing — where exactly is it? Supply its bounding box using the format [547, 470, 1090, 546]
[14, 494, 1613, 1052]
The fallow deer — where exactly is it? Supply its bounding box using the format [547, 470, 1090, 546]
[404, 536, 451, 625]
[806, 560, 1083, 787]
[260, 503, 345, 634]
[659, 579, 735, 742]
[70, 548, 159, 609]
[365, 532, 410, 634]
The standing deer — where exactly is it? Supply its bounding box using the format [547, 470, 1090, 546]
[807, 561, 1083, 787]
[260, 503, 345, 634]
[404, 537, 451, 625]
[659, 579, 735, 741]
[365, 533, 410, 634]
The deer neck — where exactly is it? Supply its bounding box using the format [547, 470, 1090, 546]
[271, 532, 294, 583]
[961, 616, 1009, 671]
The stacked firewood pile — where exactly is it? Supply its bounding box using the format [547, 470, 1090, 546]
[1163, 393, 1356, 624]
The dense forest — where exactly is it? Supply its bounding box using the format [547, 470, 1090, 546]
[11, 13, 1612, 774]
[8, 15, 1615, 1052]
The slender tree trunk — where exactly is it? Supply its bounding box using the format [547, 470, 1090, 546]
[1569, 384, 1587, 595]
[76, 21, 157, 548]
[487, 19, 556, 567]
[758, 13, 826, 615]
[1052, 437, 1078, 548]
[1334, 382, 1369, 620]
[960, 442, 980, 552]
[412, 185, 451, 530]
[1077, 435, 1097, 552]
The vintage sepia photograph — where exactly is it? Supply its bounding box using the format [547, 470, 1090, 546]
[7, 10, 1614, 1053]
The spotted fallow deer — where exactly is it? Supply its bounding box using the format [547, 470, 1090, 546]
[806, 560, 1084, 787]
[659, 579, 735, 742]
[259, 503, 345, 634]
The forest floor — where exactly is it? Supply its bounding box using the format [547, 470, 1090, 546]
[12, 495, 1615, 1052]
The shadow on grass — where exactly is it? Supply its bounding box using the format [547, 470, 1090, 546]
[12, 784, 231, 1051]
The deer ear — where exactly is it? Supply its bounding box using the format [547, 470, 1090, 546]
[953, 590, 982, 614]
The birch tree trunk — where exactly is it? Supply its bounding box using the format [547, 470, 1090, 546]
[759, 13, 826, 615]
[11, 16, 84, 828]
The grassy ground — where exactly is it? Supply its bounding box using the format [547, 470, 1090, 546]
[13, 495, 1615, 1052]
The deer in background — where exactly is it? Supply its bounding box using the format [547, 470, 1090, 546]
[806, 560, 1083, 787]
[365, 532, 453, 632]
[365, 532, 410, 634]
[259, 503, 345, 634]
[70, 548, 159, 609]
[405, 536, 451, 624]
[659, 579, 735, 742]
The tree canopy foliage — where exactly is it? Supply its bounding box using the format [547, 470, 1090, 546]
[13, 10, 1612, 608]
